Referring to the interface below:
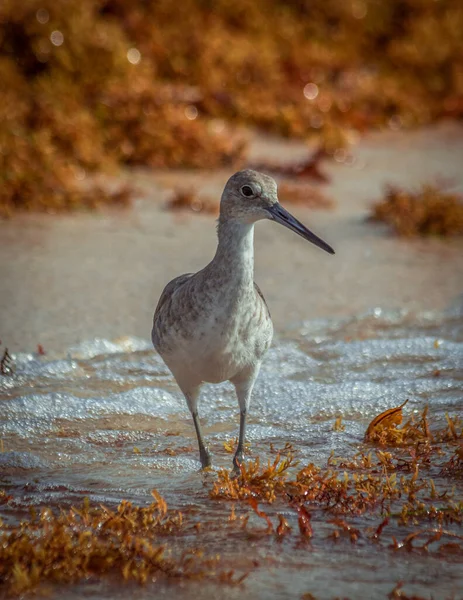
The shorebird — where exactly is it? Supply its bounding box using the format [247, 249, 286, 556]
[152, 170, 334, 470]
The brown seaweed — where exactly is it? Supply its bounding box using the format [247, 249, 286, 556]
[0, 490, 246, 595]
[370, 184, 463, 237]
[1, 0, 462, 215]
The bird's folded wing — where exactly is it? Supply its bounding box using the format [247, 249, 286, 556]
[254, 281, 271, 319]
[153, 273, 194, 322]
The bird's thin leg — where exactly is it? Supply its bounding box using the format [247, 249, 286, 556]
[234, 408, 247, 471]
[183, 387, 212, 469]
[232, 364, 261, 472]
[192, 411, 212, 468]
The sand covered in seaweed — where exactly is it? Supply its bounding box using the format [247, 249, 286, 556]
[1, 0, 462, 214]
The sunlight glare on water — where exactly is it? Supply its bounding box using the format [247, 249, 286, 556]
[1, 306, 462, 599]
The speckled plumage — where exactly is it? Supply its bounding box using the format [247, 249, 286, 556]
[152, 170, 334, 469]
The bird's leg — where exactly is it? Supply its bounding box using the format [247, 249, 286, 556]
[183, 388, 211, 469]
[192, 411, 212, 468]
[233, 408, 247, 471]
[232, 364, 261, 473]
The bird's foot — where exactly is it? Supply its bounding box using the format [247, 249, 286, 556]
[232, 451, 246, 475]
[199, 447, 212, 469]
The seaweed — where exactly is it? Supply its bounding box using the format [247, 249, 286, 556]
[370, 184, 463, 237]
[0, 490, 246, 595]
[223, 437, 252, 455]
[440, 443, 463, 478]
[211, 453, 295, 503]
[209, 403, 462, 558]
[1, 0, 462, 214]
[333, 415, 346, 431]
[1, 404, 462, 596]
[388, 582, 431, 600]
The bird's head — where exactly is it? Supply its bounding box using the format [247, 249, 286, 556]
[221, 169, 335, 255]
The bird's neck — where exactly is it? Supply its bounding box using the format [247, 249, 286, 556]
[210, 218, 255, 286]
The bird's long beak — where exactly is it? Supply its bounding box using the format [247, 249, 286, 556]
[267, 202, 335, 255]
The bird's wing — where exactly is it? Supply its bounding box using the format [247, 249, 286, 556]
[254, 281, 271, 319]
[153, 273, 194, 322]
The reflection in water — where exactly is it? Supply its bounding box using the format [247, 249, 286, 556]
[1, 307, 462, 599]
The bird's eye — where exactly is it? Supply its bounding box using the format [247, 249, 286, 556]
[241, 185, 254, 197]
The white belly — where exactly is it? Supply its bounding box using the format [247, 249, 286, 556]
[154, 299, 273, 387]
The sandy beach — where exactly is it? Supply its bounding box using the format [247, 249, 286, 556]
[1, 122, 463, 353]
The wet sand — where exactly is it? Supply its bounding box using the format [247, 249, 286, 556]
[1, 122, 463, 353]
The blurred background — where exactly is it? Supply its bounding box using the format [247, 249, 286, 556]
[1, 0, 462, 213]
[0, 0, 462, 350]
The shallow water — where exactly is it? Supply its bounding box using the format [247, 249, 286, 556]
[1, 307, 462, 600]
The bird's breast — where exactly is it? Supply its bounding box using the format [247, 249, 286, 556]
[154, 282, 272, 384]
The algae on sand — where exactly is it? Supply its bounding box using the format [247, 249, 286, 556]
[1, 0, 462, 215]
